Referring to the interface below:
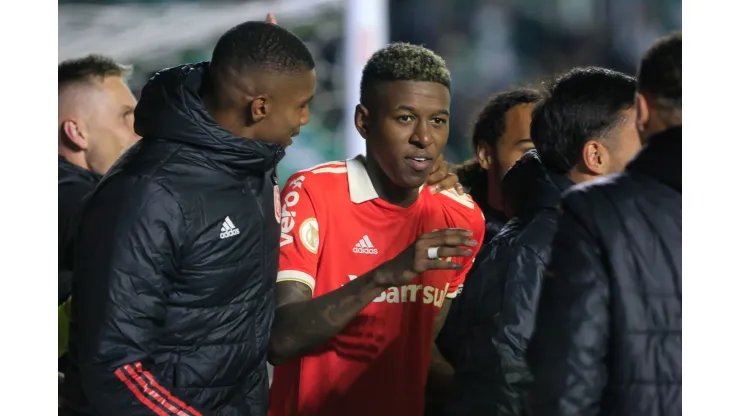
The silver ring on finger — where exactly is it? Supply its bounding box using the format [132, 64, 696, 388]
[427, 246, 440, 260]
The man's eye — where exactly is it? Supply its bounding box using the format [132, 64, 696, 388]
[398, 115, 414, 123]
[431, 118, 447, 125]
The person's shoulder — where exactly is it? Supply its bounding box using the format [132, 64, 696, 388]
[562, 172, 647, 214]
[283, 160, 349, 194]
[58, 173, 97, 201]
[93, 169, 180, 213]
[430, 188, 486, 229]
[431, 188, 484, 214]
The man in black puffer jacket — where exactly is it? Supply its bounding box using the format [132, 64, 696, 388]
[444, 67, 641, 416]
[58, 55, 140, 306]
[63, 21, 316, 416]
[433, 90, 541, 399]
[527, 33, 682, 416]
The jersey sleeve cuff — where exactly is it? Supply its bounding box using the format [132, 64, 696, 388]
[276, 270, 316, 294]
[446, 284, 464, 299]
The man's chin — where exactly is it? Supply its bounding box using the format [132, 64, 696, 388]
[396, 172, 428, 191]
[281, 137, 294, 148]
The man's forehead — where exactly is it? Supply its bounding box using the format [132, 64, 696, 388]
[231, 68, 315, 101]
[267, 69, 315, 97]
[376, 80, 450, 110]
[97, 76, 137, 106]
[499, 104, 534, 146]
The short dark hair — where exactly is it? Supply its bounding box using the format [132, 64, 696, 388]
[638, 32, 681, 109]
[531, 67, 637, 174]
[360, 42, 450, 106]
[210, 21, 314, 76]
[58, 54, 130, 89]
[472, 89, 541, 150]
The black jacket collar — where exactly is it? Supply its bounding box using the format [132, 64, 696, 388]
[501, 150, 573, 223]
[58, 155, 102, 185]
[133, 62, 285, 176]
[627, 126, 682, 193]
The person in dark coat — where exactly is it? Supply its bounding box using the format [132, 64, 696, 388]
[457, 89, 541, 243]
[426, 89, 541, 414]
[58, 56, 140, 380]
[62, 21, 316, 416]
[527, 32, 682, 416]
[436, 88, 541, 361]
[58, 54, 140, 306]
[442, 67, 642, 415]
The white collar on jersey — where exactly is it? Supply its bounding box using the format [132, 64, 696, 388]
[345, 155, 426, 204]
[346, 155, 379, 204]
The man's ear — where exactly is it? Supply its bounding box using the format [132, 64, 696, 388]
[476, 142, 494, 170]
[61, 119, 88, 151]
[581, 139, 609, 176]
[249, 96, 268, 124]
[354, 104, 370, 140]
[635, 92, 650, 135]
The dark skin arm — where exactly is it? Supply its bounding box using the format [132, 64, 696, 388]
[268, 273, 386, 366]
[427, 300, 455, 398]
[268, 229, 477, 366]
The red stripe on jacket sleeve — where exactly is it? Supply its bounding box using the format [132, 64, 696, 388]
[115, 362, 201, 416]
[114, 368, 169, 416]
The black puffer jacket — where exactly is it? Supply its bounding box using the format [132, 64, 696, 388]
[435, 163, 509, 368]
[442, 151, 572, 415]
[64, 63, 285, 416]
[58, 156, 101, 305]
[527, 127, 682, 416]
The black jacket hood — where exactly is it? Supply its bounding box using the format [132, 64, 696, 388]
[134, 62, 285, 174]
[501, 150, 573, 222]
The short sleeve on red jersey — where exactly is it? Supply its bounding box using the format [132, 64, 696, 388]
[277, 172, 321, 295]
[437, 189, 487, 299]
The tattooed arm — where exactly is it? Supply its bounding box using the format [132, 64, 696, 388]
[268, 228, 476, 366]
[268, 272, 386, 366]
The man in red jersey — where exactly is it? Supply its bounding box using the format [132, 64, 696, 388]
[267, 42, 486, 416]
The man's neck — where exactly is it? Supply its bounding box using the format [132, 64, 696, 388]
[567, 169, 597, 185]
[58, 148, 91, 173]
[485, 164, 505, 214]
[364, 156, 420, 208]
[645, 122, 682, 143]
[643, 108, 681, 144]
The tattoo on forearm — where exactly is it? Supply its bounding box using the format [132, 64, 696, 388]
[269, 275, 384, 364]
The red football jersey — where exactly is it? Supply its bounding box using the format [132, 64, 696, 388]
[269, 157, 486, 416]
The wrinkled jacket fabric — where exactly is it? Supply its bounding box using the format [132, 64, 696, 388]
[58, 156, 101, 305]
[527, 127, 682, 416]
[435, 166, 508, 368]
[443, 151, 572, 415]
[63, 63, 285, 416]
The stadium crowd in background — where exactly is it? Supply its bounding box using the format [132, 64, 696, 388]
[57, 11, 681, 416]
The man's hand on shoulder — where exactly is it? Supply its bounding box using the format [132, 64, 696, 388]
[427, 155, 465, 196]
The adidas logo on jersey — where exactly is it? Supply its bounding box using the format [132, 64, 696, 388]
[353, 235, 378, 255]
[220, 216, 240, 239]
